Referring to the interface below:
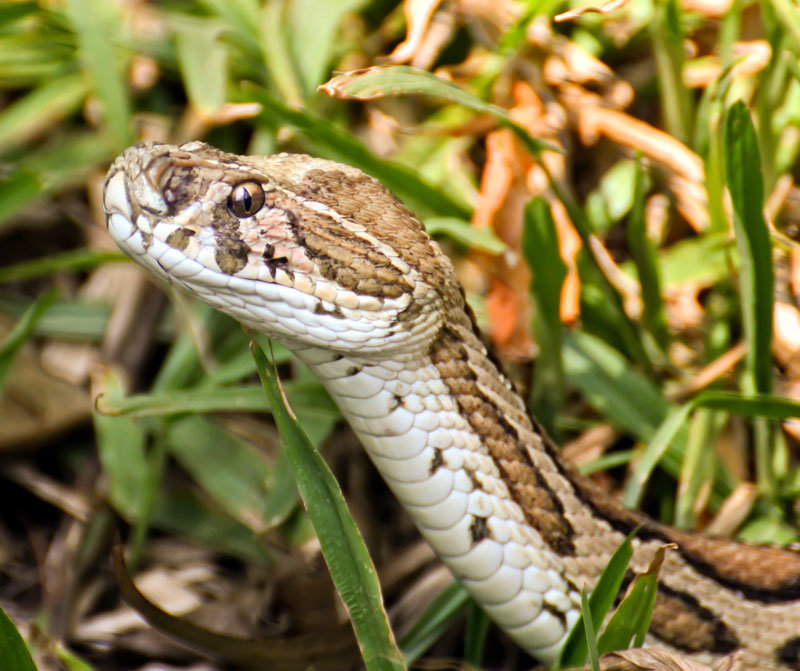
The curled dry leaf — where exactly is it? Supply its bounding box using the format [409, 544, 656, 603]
[598, 648, 714, 671]
[554, 0, 630, 23]
[382, 0, 445, 64]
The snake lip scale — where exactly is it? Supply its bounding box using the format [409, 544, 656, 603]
[104, 140, 800, 670]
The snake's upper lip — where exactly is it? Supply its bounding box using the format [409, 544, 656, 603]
[103, 170, 132, 219]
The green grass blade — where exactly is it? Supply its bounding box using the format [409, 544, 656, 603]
[463, 600, 489, 664]
[63, 0, 131, 148]
[724, 100, 776, 498]
[0, 72, 87, 153]
[626, 159, 668, 350]
[243, 84, 471, 220]
[399, 581, 470, 663]
[623, 404, 693, 508]
[166, 416, 273, 532]
[624, 390, 800, 507]
[173, 16, 227, 115]
[596, 544, 666, 654]
[724, 100, 773, 396]
[321, 65, 559, 156]
[0, 169, 41, 226]
[563, 331, 667, 440]
[650, 0, 692, 143]
[0, 248, 127, 283]
[286, 0, 368, 95]
[0, 289, 55, 390]
[251, 339, 406, 671]
[425, 217, 506, 253]
[0, 605, 36, 671]
[581, 591, 600, 671]
[95, 383, 339, 419]
[93, 368, 148, 520]
[523, 197, 567, 435]
[557, 528, 636, 668]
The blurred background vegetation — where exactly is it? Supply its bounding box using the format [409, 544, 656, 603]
[2, 0, 800, 669]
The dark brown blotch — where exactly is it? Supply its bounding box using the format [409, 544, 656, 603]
[647, 583, 740, 654]
[777, 637, 800, 670]
[166, 227, 195, 251]
[469, 516, 490, 544]
[429, 448, 444, 475]
[214, 237, 250, 274]
[314, 302, 345, 319]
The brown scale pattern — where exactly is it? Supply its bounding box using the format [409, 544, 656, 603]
[429, 327, 577, 556]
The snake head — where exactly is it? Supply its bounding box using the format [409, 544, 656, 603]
[103, 141, 458, 355]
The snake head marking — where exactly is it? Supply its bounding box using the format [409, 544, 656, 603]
[103, 141, 462, 354]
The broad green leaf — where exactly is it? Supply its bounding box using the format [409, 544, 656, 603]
[0, 605, 36, 671]
[251, 339, 406, 671]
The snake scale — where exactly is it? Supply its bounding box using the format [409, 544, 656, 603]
[103, 141, 800, 669]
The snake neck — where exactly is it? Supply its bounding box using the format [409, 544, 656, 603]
[291, 314, 800, 669]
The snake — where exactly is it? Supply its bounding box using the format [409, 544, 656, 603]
[102, 141, 800, 670]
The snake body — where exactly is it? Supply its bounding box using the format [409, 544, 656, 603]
[103, 141, 800, 669]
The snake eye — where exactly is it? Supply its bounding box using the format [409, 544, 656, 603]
[228, 181, 265, 217]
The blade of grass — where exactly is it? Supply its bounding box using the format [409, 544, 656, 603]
[0, 248, 127, 283]
[650, 0, 692, 143]
[581, 591, 600, 671]
[595, 543, 668, 654]
[0, 289, 55, 391]
[724, 101, 774, 396]
[425, 217, 506, 254]
[723, 100, 776, 500]
[0, 72, 87, 153]
[173, 16, 227, 115]
[626, 158, 668, 350]
[242, 84, 471, 220]
[557, 528, 637, 668]
[251, 338, 406, 671]
[166, 416, 274, 533]
[623, 390, 800, 507]
[398, 581, 470, 663]
[0, 606, 36, 671]
[523, 197, 567, 436]
[320, 65, 559, 156]
[95, 383, 339, 419]
[63, 0, 131, 148]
